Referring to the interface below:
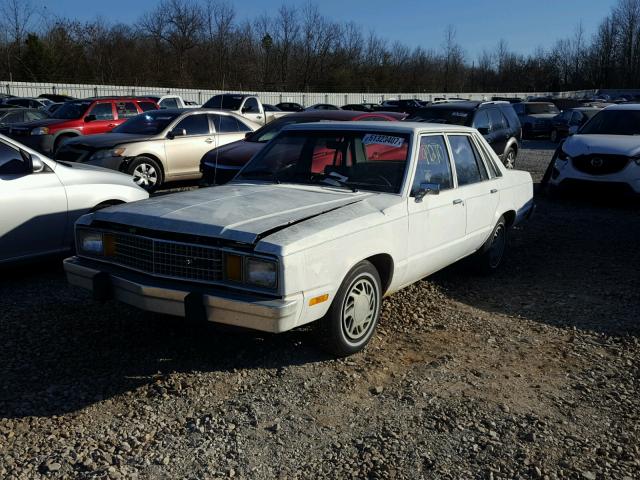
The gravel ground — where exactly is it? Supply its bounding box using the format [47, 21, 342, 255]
[1, 141, 639, 479]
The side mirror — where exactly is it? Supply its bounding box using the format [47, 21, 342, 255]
[32, 156, 45, 173]
[84, 114, 97, 123]
[477, 127, 489, 135]
[414, 182, 440, 202]
[568, 125, 579, 136]
[167, 128, 186, 139]
[245, 132, 252, 139]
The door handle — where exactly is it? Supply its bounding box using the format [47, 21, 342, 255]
[205, 138, 214, 144]
[256, 115, 262, 119]
[490, 189, 498, 194]
[453, 199, 463, 205]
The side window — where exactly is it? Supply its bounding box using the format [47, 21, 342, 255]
[5, 112, 24, 123]
[472, 110, 490, 132]
[475, 136, 503, 178]
[25, 111, 45, 121]
[116, 102, 138, 119]
[243, 98, 259, 113]
[139, 102, 157, 112]
[90, 103, 115, 120]
[175, 114, 210, 135]
[449, 135, 486, 186]
[0, 141, 28, 175]
[412, 135, 453, 193]
[211, 114, 240, 133]
[159, 98, 179, 109]
[488, 108, 507, 131]
[235, 118, 252, 132]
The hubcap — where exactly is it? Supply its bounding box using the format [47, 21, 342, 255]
[341, 277, 378, 343]
[505, 151, 515, 169]
[132, 163, 158, 187]
[489, 225, 506, 268]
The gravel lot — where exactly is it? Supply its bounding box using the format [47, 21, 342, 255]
[1, 141, 639, 479]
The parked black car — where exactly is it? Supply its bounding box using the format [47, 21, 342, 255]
[38, 93, 75, 103]
[408, 101, 522, 168]
[275, 102, 304, 112]
[512, 102, 560, 138]
[263, 104, 282, 111]
[375, 99, 423, 115]
[342, 103, 375, 112]
[549, 107, 601, 142]
[0, 108, 48, 131]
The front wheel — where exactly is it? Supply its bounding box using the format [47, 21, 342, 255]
[318, 260, 382, 356]
[128, 156, 163, 192]
[471, 217, 508, 275]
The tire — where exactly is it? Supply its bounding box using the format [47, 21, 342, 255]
[503, 147, 516, 169]
[471, 217, 508, 275]
[127, 156, 163, 192]
[317, 260, 382, 357]
[550, 129, 558, 143]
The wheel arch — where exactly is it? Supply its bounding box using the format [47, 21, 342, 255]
[120, 153, 165, 175]
[502, 209, 517, 228]
[362, 253, 394, 296]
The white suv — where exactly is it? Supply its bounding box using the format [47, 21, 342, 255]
[547, 104, 640, 195]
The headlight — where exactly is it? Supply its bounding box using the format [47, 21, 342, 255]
[78, 230, 104, 255]
[246, 258, 277, 288]
[633, 156, 640, 166]
[90, 147, 126, 162]
[31, 127, 49, 135]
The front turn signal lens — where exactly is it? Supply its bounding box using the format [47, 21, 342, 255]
[309, 294, 329, 306]
[225, 254, 243, 282]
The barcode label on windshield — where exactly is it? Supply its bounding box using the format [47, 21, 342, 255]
[363, 134, 405, 147]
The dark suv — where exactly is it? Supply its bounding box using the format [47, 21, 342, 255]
[408, 101, 521, 168]
[512, 102, 560, 138]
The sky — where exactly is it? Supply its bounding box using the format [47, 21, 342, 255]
[39, 0, 618, 58]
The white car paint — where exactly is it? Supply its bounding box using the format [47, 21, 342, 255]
[155, 95, 200, 109]
[549, 104, 640, 194]
[64, 122, 533, 335]
[0, 134, 148, 263]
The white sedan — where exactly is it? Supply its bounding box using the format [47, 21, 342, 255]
[64, 123, 534, 356]
[0, 134, 148, 264]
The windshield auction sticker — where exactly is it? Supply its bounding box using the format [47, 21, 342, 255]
[363, 134, 405, 147]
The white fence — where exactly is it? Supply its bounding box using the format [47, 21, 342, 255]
[0, 80, 568, 105]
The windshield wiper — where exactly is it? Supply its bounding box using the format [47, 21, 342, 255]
[239, 169, 280, 184]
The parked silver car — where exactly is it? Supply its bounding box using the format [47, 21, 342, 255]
[0, 134, 148, 263]
[55, 109, 260, 191]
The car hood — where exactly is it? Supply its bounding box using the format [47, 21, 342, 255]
[62, 133, 153, 150]
[89, 183, 379, 248]
[202, 140, 263, 167]
[9, 118, 76, 130]
[563, 134, 640, 157]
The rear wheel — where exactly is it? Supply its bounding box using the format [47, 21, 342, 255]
[503, 148, 516, 169]
[128, 156, 163, 192]
[318, 260, 382, 356]
[471, 217, 508, 275]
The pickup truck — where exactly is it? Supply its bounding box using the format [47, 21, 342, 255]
[146, 95, 200, 109]
[64, 122, 534, 356]
[202, 94, 289, 125]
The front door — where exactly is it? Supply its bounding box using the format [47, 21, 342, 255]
[240, 97, 264, 124]
[406, 134, 467, 284]
[164, 113, 215, 178]
[83, 101, 117, 135]
[0, 142, 67, 262]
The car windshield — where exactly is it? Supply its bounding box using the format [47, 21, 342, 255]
[203, 95, 244, 110]
[247, 117, 313, 143]
[580, 110, 640, 135]
[409, 108, 471, 126]
[113, 111, 181, 135]
[525, 103, 560, 114]
[237, 130, 411, 194]
[51, 101, 92, 119]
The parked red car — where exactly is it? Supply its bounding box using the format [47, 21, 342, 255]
[200, 110, 406, 184]
[6, 97, 158, 153]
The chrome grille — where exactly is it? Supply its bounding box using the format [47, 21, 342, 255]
[108, 232, 223, 283]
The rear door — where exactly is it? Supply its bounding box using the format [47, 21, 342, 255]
[164, 113, 214, 177]
[0, 142, 67, 261]
[487, 108, 509, 157]
[209, 114, 253, 148]
[446, 133, 499, 252]
[83, 101, 117, 135]
[406, 134, 467, 282]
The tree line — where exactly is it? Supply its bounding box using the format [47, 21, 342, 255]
[1, 0, 639, 94]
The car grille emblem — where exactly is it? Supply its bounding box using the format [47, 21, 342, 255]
[590, 157, 604, 168]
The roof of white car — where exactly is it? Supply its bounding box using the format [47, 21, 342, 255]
[283, 121, 478, 134]
[604, 103, 640, 110]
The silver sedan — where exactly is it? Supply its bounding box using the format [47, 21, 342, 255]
[0, 134, 148, 263]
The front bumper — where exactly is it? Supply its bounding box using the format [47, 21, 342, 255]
[64, 257, 303, 333]
[550, 160, 640, 195]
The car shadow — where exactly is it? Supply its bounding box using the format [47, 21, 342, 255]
[0, 261, 326, 419]
[431, 194, 640, 338]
